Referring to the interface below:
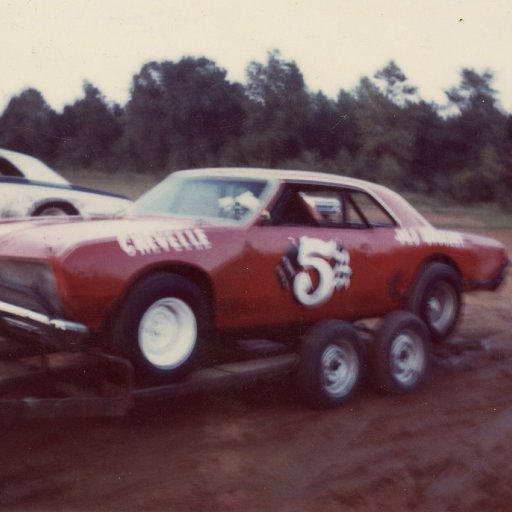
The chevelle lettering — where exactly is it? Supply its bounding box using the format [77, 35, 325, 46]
[118, 228, 212, 256]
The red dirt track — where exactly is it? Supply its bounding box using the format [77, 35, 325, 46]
[1, 229, 512, 511]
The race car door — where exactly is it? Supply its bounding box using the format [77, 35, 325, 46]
[242, 182, 401, 328]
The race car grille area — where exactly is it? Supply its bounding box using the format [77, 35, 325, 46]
[0, 260, 62, 316]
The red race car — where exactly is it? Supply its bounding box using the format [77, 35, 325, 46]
[0, 168, 507, 395]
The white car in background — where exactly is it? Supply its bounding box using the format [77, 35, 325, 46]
[0, 148, 130, 217]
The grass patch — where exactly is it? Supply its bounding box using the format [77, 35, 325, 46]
[404, 192, 512, 229]
[58, 168, 165, 200]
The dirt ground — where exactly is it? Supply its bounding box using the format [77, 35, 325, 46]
[1, 229, 512, 512]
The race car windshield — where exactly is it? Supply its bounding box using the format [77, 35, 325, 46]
[131, 175, 270, 223]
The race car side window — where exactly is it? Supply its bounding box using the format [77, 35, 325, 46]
[270, 188, 320, 226]
[299, 190, 344, 225]
[346, 190, 396, 228]
[269, 184, 396, 229]
[270, 185, 345, 227]
[0, 158, 23, 177]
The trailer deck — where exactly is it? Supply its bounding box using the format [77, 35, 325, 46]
[0, 337, 298, 419]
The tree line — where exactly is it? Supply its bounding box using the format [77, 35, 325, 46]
[0, 50, 511, 204]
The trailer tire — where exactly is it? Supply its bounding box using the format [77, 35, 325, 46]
[109, 272, 210, 384]
[369, 311, 430, 394]
[298, 320, 363, 408]
[407, 262, 461, 342]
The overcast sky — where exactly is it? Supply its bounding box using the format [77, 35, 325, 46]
[1, 0, 512, 113]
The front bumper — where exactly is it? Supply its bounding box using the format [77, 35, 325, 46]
[0, 300, 90, 349]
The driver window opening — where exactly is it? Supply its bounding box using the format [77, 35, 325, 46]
[269, 184, 396, 229]
[271, 190, 320, 226]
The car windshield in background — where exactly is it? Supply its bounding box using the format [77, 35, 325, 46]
[131, 175, 271, 223]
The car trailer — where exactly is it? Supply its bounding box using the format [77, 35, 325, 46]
[0, 311, 473, 420]
[0, 340, 301, 419]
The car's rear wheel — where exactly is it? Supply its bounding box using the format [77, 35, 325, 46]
[407, 262, 461, 342]
[33, 202, 78, 216]
[369, 311, 430, 394]
[298, 320, 364, 408]
[109, 273, 210, 383]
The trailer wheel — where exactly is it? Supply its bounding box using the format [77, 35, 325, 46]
[109, 272, 210, 383]
[369, 311, 430, 394]
[298, 320, 363, 408]
[407, 262, 461, 342]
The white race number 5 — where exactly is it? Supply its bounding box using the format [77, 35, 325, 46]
[292, 237, 351, 307]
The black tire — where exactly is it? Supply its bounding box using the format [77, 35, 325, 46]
[369, 311, 430, 394]
[109, 272, 210, 383]
[298, 320, 364, 409]
[407, 262, 461, 342]
[33, 202, 79, 216]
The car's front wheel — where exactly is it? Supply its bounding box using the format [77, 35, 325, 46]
[109, 272, 210, 383]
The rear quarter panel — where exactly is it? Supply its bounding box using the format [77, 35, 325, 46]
[392, 227, 508, 292]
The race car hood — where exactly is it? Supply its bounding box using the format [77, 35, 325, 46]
[0, 214, 227, 260]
